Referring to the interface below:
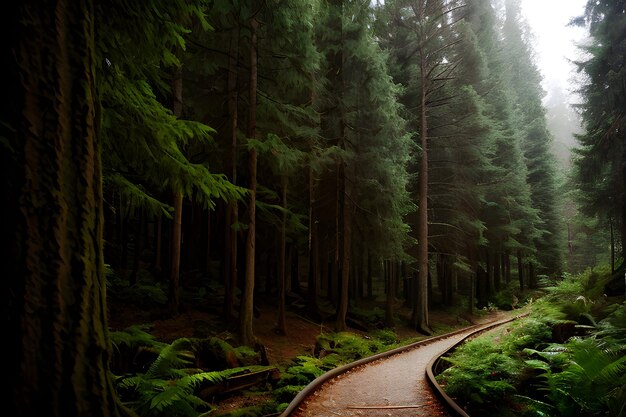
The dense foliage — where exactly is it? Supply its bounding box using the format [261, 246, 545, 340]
[438, 267, 626, 417]
[89, 0, 573, 341]
[4, 0, 624, 416]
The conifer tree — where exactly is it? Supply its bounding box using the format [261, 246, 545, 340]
[573, 0, 626, 293]
[468, 0, 540, 291]
[96, 1, 245, 309]
[502, 0, 563, 280]
[376, 0, 464, 333]
[314, 0, 412, 331]
[3, 1, 130, 415]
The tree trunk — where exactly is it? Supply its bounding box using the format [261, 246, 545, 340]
[130, 208, 144, 285]
[503, 252, 511, 285]
[224, 22, 239, 320]
[357, 255, 364, 300]
[205, 210, 211, 274]
[307, 166, 320, 318]
[120, 212, 128, 270]
[610, 217, 615, 274]
[412, 40, 430, 333]
[277, 176, 288, 335]
[486, 249, 494, 297]
[154, 215, 162, 274]
[367, 251, 373, 299]
[240, 16, 258, 346]
[320, 242, 328, 293]
[469, 272, 475, 315]
[517, 250, 524, 290]
[291, 247, 300, 293]
[335, 160, 352, 331]
[168, 68, 184, 314]
[476, 260, 487, 309]
[494, 252, 501, 291]
[437, 255, 446, 305]
[618, 149, 626, 296]
[169, 192, 183, 313]
[385, 262, 395, 327]
[5, 1, 128, 414]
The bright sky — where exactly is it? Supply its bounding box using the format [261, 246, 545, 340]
[520, 0, 588, 97]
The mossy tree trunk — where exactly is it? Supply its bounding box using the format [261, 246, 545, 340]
[4, 1, 129, 415]
[240, 16, 258, 346]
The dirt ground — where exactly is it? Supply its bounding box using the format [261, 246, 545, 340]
[108, 292, 507, 416]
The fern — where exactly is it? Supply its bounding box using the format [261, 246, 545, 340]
[110, 325, 164, 352]
[523, 317, 626, 417]
[114, 337, 225, 417]
[115, 334, 277, 417]
[145, 338, 195, 379]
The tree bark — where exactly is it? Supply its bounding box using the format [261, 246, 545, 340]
[154, 215, 162, 274]
[494, 252, 501, 292]
[204, 210, 211, 274]
[335, 159, 352, 331]
[517, 250, 524, 290]
[240, 16, 258, 346]
[291, 246, 300, 293]
[224, 22, 240, 320]
[277, 176, 288, 335]
[385, 262, 395, 327]
[504, 251, 511, 284]
[168, 68, 184, 314]
[307, 166, 320, 318]
[168, 192, 183, 312]
[5, 1, 128, 414]
[367, 250, 373, 299]
[130, 208, 144, 285]
[412, 28, 430, 333]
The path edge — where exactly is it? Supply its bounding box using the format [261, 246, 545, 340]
[280, 316, 504, 417]
[424, 313, 530, 417]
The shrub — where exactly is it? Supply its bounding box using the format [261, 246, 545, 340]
[438, 337, 522, 410]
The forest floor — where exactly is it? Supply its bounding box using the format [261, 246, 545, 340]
[108, 289, 506, 415]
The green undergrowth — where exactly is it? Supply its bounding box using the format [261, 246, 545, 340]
[275, 329, 401, 401]
[437, 266, 626, 417]
[110, 327, 276, 417]
[109, 323, 411, 417]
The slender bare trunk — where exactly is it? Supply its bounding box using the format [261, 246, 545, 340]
[307, 166, 320, 318]
[169, 191, 183, 313]
[517, 250, 524, 290]
[168, 69, 184, 314]
[335, 159, 351, 331]
[413, 29, 430, 333]
[240, 16, 258, 346]
[155, 215, 162, 274]
[386, 261, 395, 327]
[277, 176, 287, 335]
[224, 23, 239, 320]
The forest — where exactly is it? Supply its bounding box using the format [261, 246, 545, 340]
[2, 0, 624, 416]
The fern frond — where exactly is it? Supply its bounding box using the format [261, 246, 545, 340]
[110, 325, 164, 352]
[179, 371, 225, 391]
[149, 385, 186, 412]
[117, 375, 145, 390]
[145, 338, 194, 379]
[596, 355, 626, 385]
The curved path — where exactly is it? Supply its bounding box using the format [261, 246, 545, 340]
[282, 316, 516, 417]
